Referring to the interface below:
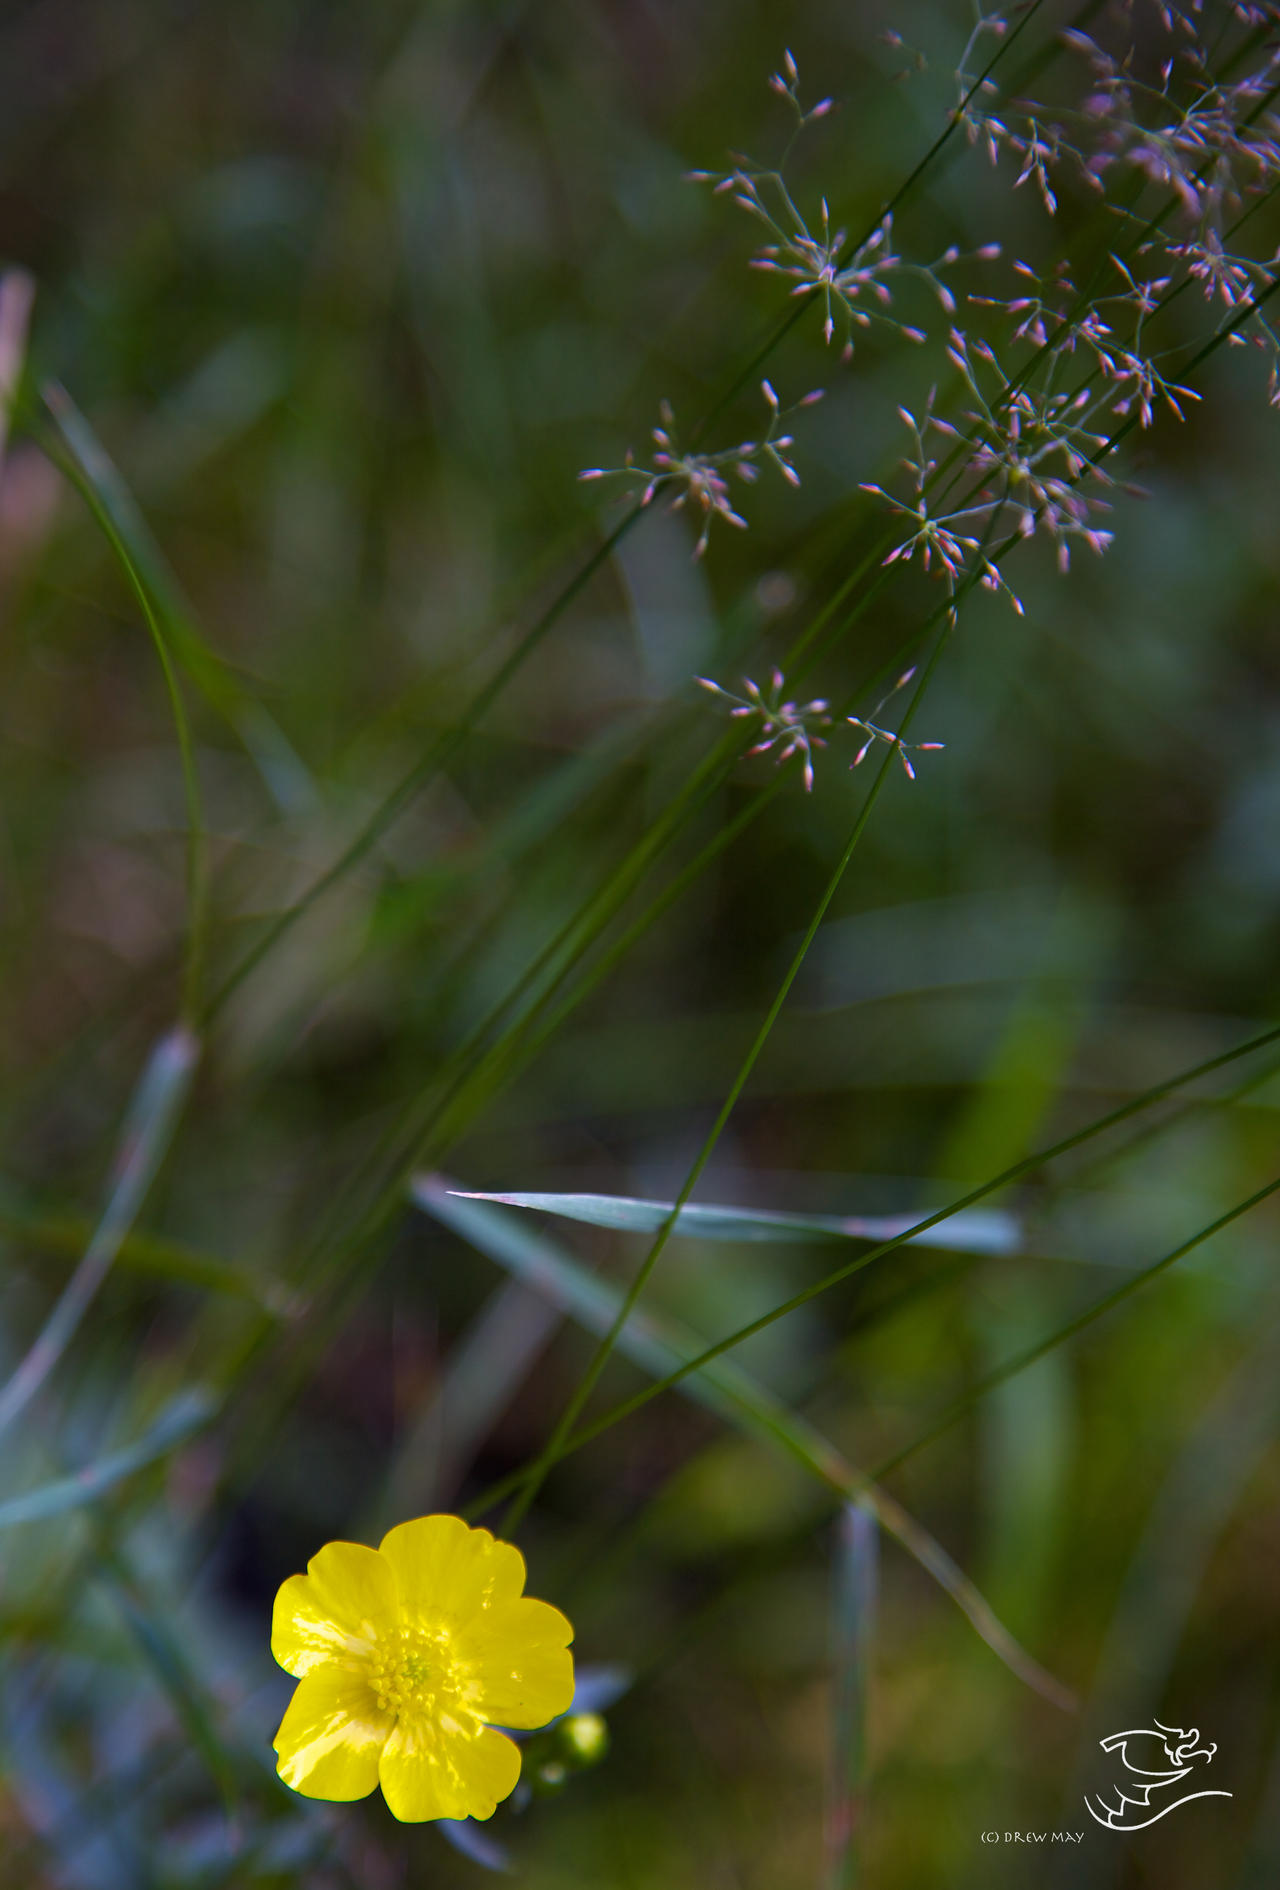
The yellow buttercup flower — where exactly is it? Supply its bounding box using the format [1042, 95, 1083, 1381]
[270, 1513, 575, 1822]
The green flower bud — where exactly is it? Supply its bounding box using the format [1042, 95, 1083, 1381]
[559, 1711, 610, 1768]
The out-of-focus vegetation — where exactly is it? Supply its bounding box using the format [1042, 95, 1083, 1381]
[2, 1, 1280, 1884]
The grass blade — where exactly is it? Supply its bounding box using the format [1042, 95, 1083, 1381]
[0, 1024, 200, 1440]
[452, 1189, 1020, 1255]
[45, 387, 212, 1013]
[95, 1533, 239, 1815]
[414, 1178, 1075, 1710]
[376, 1279, 561, 1528]
[43, 385, 241, 708]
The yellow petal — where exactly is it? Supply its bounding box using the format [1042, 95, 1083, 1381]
[379, 1712, 522, 1823]
[272, 1539, 398, 1679]
[453, 1596, 576, 1728]
[378, 1515, 526, 1627]
[274, 1668, 393, 1802]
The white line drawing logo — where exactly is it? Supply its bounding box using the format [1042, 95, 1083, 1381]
[1084, 1719, 1232, 1832]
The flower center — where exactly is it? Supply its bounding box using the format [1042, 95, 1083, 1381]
[369, 1625, 444, 1715]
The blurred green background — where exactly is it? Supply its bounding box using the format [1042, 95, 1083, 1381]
[2, 0, 1280, 1885]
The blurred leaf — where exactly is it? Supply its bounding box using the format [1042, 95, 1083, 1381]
[825, 1505, 877, 1890]
[438, 1817, 513, 1872]
[450, 1189, 1021, 1255]
[0, 266, 34, 464]
[96, 1536, 239, 1815]
[0, 1204, 289, 1309]
[0, 1388, 215, 1529]
[976, 1279, 1072, 1641]
[0, 1024, 200, 1440]
[567, 1663, 633, 1716]
[1087, 1306, 1280, 1728]
[44, 381, 320, 824]
[44, 384, 246, 713]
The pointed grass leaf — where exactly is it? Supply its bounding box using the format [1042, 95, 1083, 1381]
[451, 1189, 1021, 1254]
[43, 382, 320, 833]
[414, 1178, 1074, 1711]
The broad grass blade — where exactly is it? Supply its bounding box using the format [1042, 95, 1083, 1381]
[451, 1189, 1020, 1254]
[414, 1178, 1074, 1710]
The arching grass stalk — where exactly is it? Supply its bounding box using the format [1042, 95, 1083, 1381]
[499, 367, 1184, 1532]
[45, 386, 210, 1023]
